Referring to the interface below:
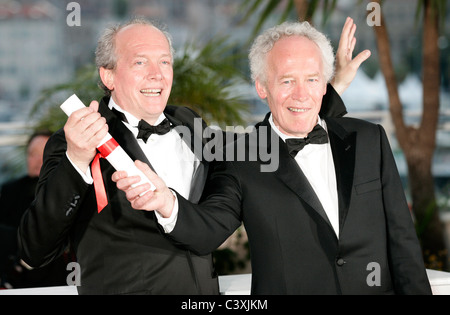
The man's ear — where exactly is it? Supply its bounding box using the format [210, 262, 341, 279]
[99, 67, 114, 91]
[255, 79, 268, 100]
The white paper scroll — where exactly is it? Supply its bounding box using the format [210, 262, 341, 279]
[60, 94, 156, 192]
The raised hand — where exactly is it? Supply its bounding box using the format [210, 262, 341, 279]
[64, 100, 108, 173]
[331, 17, 372, 95]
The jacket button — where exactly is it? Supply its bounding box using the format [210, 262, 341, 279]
[336, 258, 346, 266]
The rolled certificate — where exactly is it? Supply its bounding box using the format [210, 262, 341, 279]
[60, 94, 156, 192]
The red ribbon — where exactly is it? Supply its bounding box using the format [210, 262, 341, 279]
[92, 138, 119, 213]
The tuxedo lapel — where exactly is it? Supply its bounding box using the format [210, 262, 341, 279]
[325, 118, 356, 232]
[257, 116, 333, 229]
[276, 140, 334, 228]
[98, 98, 153, 170]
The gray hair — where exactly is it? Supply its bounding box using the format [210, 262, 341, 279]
[95, 17, 175, 96]
[249, 21, 335, 85]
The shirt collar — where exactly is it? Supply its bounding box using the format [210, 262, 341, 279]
[108, 97, 167, 127]
[268, 114, 326, 142]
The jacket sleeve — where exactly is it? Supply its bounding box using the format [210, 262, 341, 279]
[18, 129, 91, 268]
[167, 160, 243, 256]
[320, 84, 348, 118]
[378, 125, 432, 294]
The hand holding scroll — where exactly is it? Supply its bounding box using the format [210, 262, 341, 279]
[64, 100, 108, 174]
[112, 160, 175, 218]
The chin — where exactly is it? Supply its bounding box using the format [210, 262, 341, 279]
[142, 99, 168, 111]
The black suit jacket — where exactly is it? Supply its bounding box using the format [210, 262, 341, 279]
[1, 176, 38, 274]
[0, 175, 70, 288]
[18, 97, 218, 295]
[0, 176, 39, 228]
[169, 114, 432, 295]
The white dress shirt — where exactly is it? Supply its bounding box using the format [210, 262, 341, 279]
[269, 115, 339, 237]
[67, 98, 199, 206]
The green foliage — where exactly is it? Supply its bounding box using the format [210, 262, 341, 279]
[213, 227, 250, 275]
[170, 37, 251, 126]
[240, 0, 338, 37]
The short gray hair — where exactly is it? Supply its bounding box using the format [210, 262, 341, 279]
[95, 17, 175, 96]
[249, 21, 335, 85]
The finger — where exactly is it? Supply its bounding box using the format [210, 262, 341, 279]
[111, 170, 128, 183]
[113, 171, 140, 189]
[68, 101, 100, 128]
[350, 50, 372, 69]
[79, 112, 103, 129]
[86, 117, 109, 146]
[348, 38, 357, 58]
[131, 190, 156, 210]
[116, 176, 141, 192]
[89, 100, 100, 112]
[77, 107, 108, 136]
[66, 107, 94, 127]
[126, 183, 152, 202]
[347, 23, 357, 50]
[338, 17, 353, 52]
[135, 160, 167, 191]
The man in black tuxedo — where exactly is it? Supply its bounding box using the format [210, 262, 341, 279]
[18, 18, 220, 295]
[114, 21, 432, 294]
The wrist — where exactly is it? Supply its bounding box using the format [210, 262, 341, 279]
[330, 79, 347, 96]
[159, 189, 176, 218]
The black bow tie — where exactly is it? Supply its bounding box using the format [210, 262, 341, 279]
[111, 107, 172, 143]
[137, 118, 172, 143]
[285, 124, 329, 158]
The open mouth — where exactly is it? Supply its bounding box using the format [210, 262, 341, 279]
[140, 89, 162, 97]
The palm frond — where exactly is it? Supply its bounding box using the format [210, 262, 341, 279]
[170, 37, 250, 126]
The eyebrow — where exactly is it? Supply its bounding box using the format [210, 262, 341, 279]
[279, 72, 321, 80]
[133, 53, 172, 61]
[306, 72, 321, 78]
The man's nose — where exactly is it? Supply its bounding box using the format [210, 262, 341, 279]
[147, 63, 163, 81]
[292, 82, 309, 102]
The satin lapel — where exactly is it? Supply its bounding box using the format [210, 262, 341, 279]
[258, 117, 334, 229]
[325, 118, 356, 232]
[98, 98, 153, 170]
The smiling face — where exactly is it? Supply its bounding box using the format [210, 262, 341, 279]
[255, 36, 327, 138]
[100, 24, 173, 124]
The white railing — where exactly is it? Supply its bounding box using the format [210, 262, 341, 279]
[0, 269, 449, 295]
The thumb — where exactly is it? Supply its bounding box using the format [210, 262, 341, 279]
[135, 160, 167, 191]
[351, 50, 371, 69]
[89, 100, 100, 112]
